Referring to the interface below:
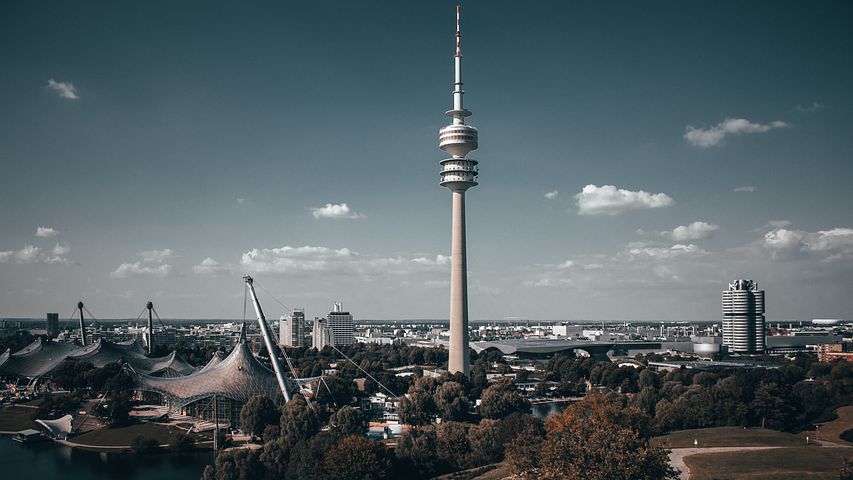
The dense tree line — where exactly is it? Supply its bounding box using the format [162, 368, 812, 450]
[50, 359, 136, 424]
[543, 353, 853, 434]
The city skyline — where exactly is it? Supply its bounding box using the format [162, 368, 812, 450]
[2, 1, 853, 321]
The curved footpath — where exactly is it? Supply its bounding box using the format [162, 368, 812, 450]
[56, 438, 213, 452]
[669, 446, 782, 480]
[670, 442, 853, 480]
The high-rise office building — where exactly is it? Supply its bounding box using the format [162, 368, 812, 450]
[722, 279, 766, 353]
[279, 309, 305, 347]
[326, 302, 354, 347]
[312, 317, 331, 350]
[46, 313, 59, 338]
[439, 5, 479, 377]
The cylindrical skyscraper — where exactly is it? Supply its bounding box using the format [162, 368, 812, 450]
[440, 5, 478, 376]
[722, 279, 766, 353]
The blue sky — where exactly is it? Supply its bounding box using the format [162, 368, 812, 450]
[1, 1, 852, 321]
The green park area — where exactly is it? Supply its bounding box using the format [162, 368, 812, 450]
[653, 426, 808, 448]
[71, 422, 189, 447]
[0, 405, 38, 432]
[685, 446, 851, 480]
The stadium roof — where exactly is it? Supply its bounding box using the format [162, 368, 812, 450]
[0, 338, 81, 379]
[133, 337, 284, 410]
[0, 337, 196, 380]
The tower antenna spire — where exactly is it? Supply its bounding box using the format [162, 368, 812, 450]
[455, 4, 462, 58]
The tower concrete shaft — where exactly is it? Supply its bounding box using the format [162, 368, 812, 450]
[448, 190, 470, 375]
[439, 5, 478, 376]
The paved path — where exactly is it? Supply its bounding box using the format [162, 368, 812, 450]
[669, 446, 782, 480]
[670, 442, 853, 480]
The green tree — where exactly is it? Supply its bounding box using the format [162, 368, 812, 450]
[259, 436, 292, 477]
[505, 429, 545, 478]
[433, 381, 469, 421]
[203, 449, 264, 480]
[435, 421, 472, 470]
[478, 379, 531, 419]
[239, 395, 279, 440]
[316, 375, 356, 408]
[530, 394, 678, 480]
[399, 377, 438, 425]
[323, 436, 391, 480]
[395, 427, 440, 478]
[280, 394, 319, 444]
[330, 406, 367, 438]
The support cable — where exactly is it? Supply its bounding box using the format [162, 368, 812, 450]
[328, 341, 399, 398]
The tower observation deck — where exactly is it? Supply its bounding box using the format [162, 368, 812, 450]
[439, 5, 479, 190]
[440, 5, 478, 376]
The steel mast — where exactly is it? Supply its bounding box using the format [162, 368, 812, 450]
[77, 301, 86, 346]
[146, 301, 155, 355]
[243, 275, 292, 403]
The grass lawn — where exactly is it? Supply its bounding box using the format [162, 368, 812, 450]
[684, 447, 851, 480]
[814, 406, 853, 446]
[652, 427, 807, 448]
[0, 405, 38, 432]
[72, 422, 184, 446]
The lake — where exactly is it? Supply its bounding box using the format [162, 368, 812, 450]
[0, 436, 212, 480]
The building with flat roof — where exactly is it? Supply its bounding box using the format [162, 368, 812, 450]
[327, 302, 354, 347]
[279, 309, 305, 348]
[46, 313, 59, 338]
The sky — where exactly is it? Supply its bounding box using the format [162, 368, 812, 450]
[1, 1, 852, 322]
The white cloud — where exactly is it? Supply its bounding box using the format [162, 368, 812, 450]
[765, 220, 792, 229]
[623, 244, 709, 261]
[794, 102, 823, 113]
[665, 221, 719, 241]
[574, 184, 673, 216]
[556, 260, 575, 269]
[110, 262, 173, 278]
[411, 255, 450, 267]
[684, 118, 788, 148]
[46, 78, 79, 100]
[0, 242, 71, 264]
[733, 186, 756, 193]
[523, 277, 574, 288]
[138, 249, 176, 263]
[240, 245, 447, 276]
[193, 257, 233, 275]
[424, 280, 450, 289]
[237, 198, 248, 205]
[762, 227, 853, 262]
[35, 226, 59, 237]
[14, 245, 41, 263]
[544, 190, 559, 200]
[310, 203, 365, 219]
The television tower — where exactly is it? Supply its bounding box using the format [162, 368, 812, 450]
[439, 5, 478, 376]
